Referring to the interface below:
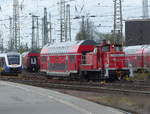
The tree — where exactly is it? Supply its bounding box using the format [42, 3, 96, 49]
[75, 18, 96, 41]
[18, 43, 29, 54]
[96, 32, 120, 44]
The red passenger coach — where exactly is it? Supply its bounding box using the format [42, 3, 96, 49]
[40, 40, 131, 81]
[40, 40, 96, 76]
[125, 45, 150, 72]
[22, 50, 40, 72]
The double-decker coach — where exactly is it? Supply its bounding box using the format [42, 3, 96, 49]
[40, 40, 96, 76]
[40, 40, 131, 81]
[124, 45, 150, 72]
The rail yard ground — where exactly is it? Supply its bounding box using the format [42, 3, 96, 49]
[0, 72, 150, 114]
[55, 89, 150, 114]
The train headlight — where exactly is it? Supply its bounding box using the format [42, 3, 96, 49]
[129, 64, 132, 68]
[105, 64, 109, 68]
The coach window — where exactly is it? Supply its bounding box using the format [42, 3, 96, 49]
[70, 55, 75, 63]
[49, 57, 51, 62]
[102, 45, 110, 52]
[115, 45, 122, 51]
[42, 56, 47, 62]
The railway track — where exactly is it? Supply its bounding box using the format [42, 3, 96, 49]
[0, 72, 150, 97]
[7, 80, 150, 96]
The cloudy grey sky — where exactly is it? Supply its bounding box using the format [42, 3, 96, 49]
[0, 0, 148, 47]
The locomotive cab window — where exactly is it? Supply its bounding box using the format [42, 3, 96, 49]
[114, 45, 122, 51]
[102, 45, 110, 52]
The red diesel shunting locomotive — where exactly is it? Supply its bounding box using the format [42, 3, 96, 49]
[22, 50, 40, 72]
[40, 40, 131, 81]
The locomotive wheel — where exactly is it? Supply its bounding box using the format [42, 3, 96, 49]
[79, 71, 86, 81]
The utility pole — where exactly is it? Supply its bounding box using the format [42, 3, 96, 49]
[9, 17, 13, 50]
[13, 0, 20, 50]
[42, 8, 48, 46]
[113, 0, 123, 44]
[31, 15, 40, 50]
[86, 18, 90, 39]
[65, 4, 71, 41]
[36, 16, 39, 48]
[143, 0, 149, 19]
[58, 0, 74, 42]
[32, 15, 36, 50]
[42, 18, 44, 46]
[49, 13, 52, 44]
[81, 16, 86, 40]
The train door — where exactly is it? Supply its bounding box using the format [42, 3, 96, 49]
[41, 56, 47, 71]
[81, 51, 91, 64]
[30, 57, 37, 71]
[66, 56, 68, 72]
[101, 45, 110, 69]
[69, 55, 76, 71]
[31, 57, 37, 65]
[93, 47, 99, 69]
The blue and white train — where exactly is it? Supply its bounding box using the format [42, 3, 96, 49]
[0, 52, 22, 75]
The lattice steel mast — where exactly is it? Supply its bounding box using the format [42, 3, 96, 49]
[113, 0, 123, 44]
[60, 0, 66, 42]
[42, 8, 48, 46]
[49, 13, 52, 44]
[36, 16, 39, 48]
[32, 15, 36, 50]
[13, 0, 20, 50]
[31, 15, 39, 50]
[9, 17, 13, 50]
[65, 4, 71, 41]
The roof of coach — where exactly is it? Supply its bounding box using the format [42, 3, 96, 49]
[22, 50, 40, 57]
[0, 52, 20, 57]
[7, 52, 20, 55]
[41, 40, 96, 54]
[124, 45, 150, 54]
[29, 49, 41, 54]
[0, 53, 7, 57]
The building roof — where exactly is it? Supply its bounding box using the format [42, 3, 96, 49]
[125, 18, 150, 22]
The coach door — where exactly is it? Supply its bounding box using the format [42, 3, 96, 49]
[69, 55, 76, 71]
[31, 57, 37, 65]
[66, 56, 68, 72]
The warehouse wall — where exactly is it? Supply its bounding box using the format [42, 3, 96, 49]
[125, 20, 150, 46]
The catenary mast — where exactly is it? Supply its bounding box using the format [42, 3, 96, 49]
[113, 0, 123, 44]
[13, 0, 20, 50]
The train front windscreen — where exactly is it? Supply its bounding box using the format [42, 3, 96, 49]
[7, 55, 20, 65]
